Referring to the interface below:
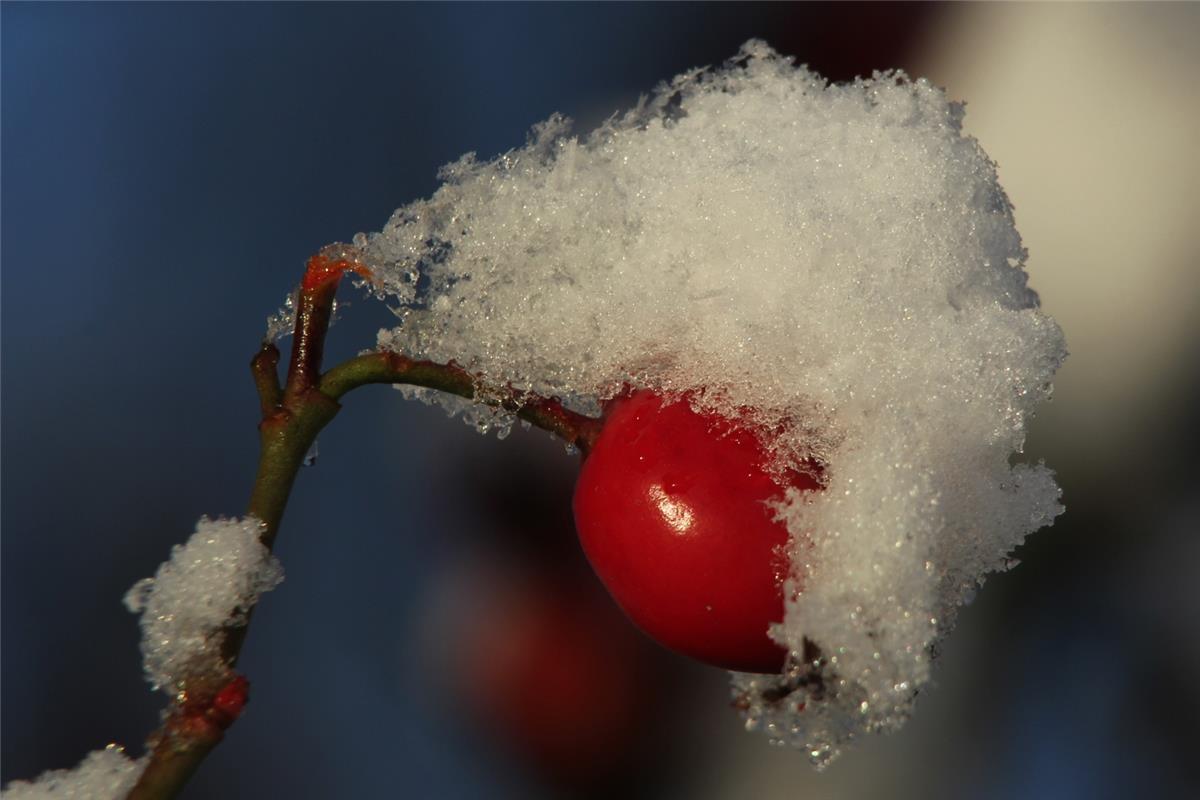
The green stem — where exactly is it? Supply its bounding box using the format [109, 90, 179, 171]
[249, 374, 340, 549]
[321, 351, 602, 453]
[122, 718, 223, 800]
[126, 248, 601, 800]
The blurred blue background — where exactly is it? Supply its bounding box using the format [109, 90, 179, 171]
[4, 3, 1198, 799]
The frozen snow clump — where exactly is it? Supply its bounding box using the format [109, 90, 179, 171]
[1, 745, 146, 800]
[124, 516, 283, 694]
[355, 40, 1066, 764]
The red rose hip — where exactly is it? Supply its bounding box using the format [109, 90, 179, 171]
[573, 391, 820, 673]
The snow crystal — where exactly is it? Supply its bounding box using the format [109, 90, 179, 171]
[394, 384, 520, 439]
[264, 289, 298, 342]
[124, 516, 283, 695]
[355, 40, 1065, 763]
[1, 745, 145, 800]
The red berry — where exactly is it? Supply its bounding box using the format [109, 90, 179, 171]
[457, 574, 650, 782]
[573, 390, 820, 673]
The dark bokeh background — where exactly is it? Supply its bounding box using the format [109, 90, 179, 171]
[4, 4, 1198, 799]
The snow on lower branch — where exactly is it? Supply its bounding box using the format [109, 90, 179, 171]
[124, 516, 283, 695]
[1, 746, 146, 800]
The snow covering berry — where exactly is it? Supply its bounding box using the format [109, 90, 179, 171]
[354, 40, 1066, 764]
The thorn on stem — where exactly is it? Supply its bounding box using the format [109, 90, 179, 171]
[209, 675, 250, 729]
